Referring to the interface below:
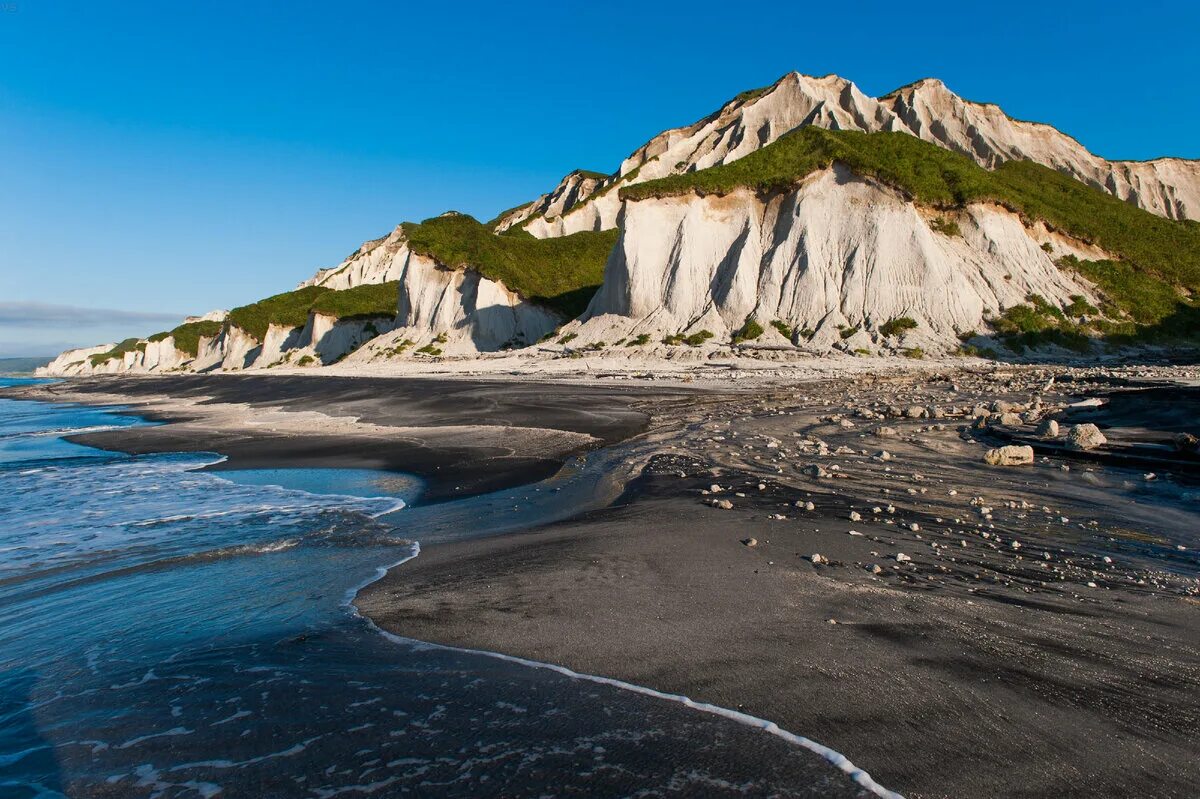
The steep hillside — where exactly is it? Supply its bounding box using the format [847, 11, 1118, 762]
[500, 73, 1200, 238]
[558, 129, 1198, 355]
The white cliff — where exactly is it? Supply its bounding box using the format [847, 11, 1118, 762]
[560, 166, 1106, 354]
[349, 250, 559, 362]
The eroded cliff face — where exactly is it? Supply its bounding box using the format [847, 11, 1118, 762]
[39, 226, 560, 375]
[510, 73, 1200, 236]
[561, 167, 1104, 354]
[494, 171, 607, 233]
[348, 253, 559, 363]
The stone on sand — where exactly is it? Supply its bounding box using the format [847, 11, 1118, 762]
[984, 445, 1035, 466]
[1036, 418, 1060, 438]
[1066, 423, 1107, 451]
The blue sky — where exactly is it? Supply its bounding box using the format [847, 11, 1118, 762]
[1, 0, 1197, 356]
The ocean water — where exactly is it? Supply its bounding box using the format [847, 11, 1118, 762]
[0, 380, 885, 798]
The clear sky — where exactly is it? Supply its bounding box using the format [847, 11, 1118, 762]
[1, 0, 1197, 356]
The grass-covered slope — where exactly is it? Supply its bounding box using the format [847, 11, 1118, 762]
[310, 281, 399, 321]
[401, 213, 619, 318]
[621, 128, 1200, 334]
[225, 283, 397, 342]
[226, 286, 332, 341]
[89, 337, 143, 366]
[151, 320, 224, 356]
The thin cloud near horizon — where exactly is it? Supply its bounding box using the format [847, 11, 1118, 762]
[0, 302, 186, 328]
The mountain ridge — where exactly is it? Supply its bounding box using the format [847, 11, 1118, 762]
[500, 72, 1200, 238]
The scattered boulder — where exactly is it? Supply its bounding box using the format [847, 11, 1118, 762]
[875, 426, 899, 437]
[1036, 418, 1060, 438]
[895, 553, 912, 563]
[905, 406, 928, 419]
[713, 499, 734, 510]
[741, 537, 758, 547]
[802, 464, 829, 479]
[984, 445, 1035, 466]
[811, 553, 829, 565]
[1066, 423, 1107, 451]
[997, 412, 1023, 427]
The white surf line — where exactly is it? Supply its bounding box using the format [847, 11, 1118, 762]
[345, 541, 905, 799]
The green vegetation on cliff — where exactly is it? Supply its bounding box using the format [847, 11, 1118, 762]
[401, 213, 619, 318]
[89, 338, 143, 366]
[226, 286, 332, 341]
[225, 282, 403, 342]
[310, 282, 399, 321]
[169, 320, 224, 357]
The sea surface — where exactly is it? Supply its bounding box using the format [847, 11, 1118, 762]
[0, 378, 875, 798]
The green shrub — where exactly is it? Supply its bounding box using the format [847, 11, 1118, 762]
[683, 330, 714, 346]
[770, 319, 793, 339]
[297, 354, 315, 367]
[416, 344, 443, 356]
[1063, 294, 1099, 317]
[903, 347, 926, 359]
[930, 217, 961, 237]
[839, 325, 861, 340]
[627, 334, 651, 347]
[879, 317, 918, 337]
[957, 344, 1001, 359]
[732, 317, 764, 343]
[558, 332, 578, 345]
[988, 296, 1094, 354]
[798, 328, 815, 340]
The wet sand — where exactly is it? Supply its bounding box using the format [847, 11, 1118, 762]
[8, 375, 696, 503]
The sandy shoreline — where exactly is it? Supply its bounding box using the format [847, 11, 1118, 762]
[358, 366, 1200, 798]
[7, 374, 700, 504]
[6, 366, 1199, 798]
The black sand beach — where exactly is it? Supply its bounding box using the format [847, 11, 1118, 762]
[9, 370, 1199, 798]
[358, 369, 1200, 798]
